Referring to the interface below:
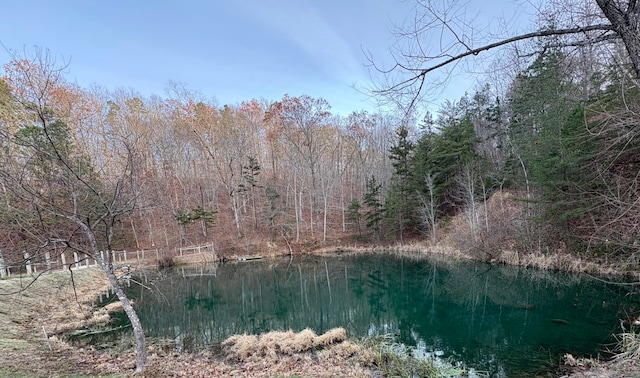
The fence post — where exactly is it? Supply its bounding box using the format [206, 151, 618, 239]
[123, 250, 127, 262]
[174, 325, 183, 353]
[61, 252, 66, 269]
[25, 252, 32, 275]
[73, 251, 79, 269]
[85, 254, 90, 267]
[0, 250, 6, 278]
[45, 251, 52, 273]
[111, 250, 115, 263]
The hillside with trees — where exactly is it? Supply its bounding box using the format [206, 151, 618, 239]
[1, 38, 639, 272]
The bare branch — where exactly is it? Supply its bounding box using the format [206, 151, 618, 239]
[517, 32, 620, 58]
[377, 23, 615, 94]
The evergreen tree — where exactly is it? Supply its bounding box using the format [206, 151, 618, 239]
[346, 199, 363, 237]
[568, 69, 640, 255]
[14, 119, 107, 237]
[386, 126, 416, 240]
[416, 115, 479, 215]
[363, 176, 384, 241]
[507, 49, 583, 247]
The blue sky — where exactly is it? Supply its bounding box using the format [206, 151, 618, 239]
[0, 0, 525, 116]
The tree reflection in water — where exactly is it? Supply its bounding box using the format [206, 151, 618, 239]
[124, 254, 640, 376]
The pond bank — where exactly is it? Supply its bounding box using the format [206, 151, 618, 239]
[307, 242, 640, 280]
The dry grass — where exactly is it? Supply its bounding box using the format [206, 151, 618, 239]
[314, 327, 346, 346]
[499, 250, 617, 274]
[218, 328, 375, 377]
[222, 327, 349, 362]
[0, 268, 109, 333]
[312, 242, 470, 265]
[561, 339, 640, 378]
[0, 267, 119, 377]
[171, 251, 220, 266]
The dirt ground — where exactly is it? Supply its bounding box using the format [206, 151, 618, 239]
[560, 355, 640, 378]
[0, 266, 638, 378]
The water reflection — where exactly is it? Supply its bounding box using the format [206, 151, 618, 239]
[127, 254, 640, 376]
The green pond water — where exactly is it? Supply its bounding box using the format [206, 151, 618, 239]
[120, 254, 639, 376]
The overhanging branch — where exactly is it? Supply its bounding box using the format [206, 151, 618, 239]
[376, 23, 617, 111]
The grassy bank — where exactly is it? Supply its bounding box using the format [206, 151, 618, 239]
[309, 240, 640, 281]
[0, 268, 121, 377]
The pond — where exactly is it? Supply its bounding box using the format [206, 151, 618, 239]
[122, 253, 639, 376]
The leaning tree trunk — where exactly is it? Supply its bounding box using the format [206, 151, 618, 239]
[596, 0, 640, 78]
[101, 260, 147, 373]
[77, 220, 147, 373]
[618, 18, 640, 78]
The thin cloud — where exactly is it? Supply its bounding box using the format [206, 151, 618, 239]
[240, 0, 365, 83]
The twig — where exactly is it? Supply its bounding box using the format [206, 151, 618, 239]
[42, 325, 52, 351]
[68, 263, 82, 310]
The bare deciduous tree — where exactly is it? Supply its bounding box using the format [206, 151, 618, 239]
[418, 173, 438, 242]
[0, 49, 148, 373]
[372, 0, 640, 110]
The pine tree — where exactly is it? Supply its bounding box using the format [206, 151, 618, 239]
[416, 115, 479, 215]
[346, 199, 363, 237]
[386, 126, 416, 240]
[363, 176, 384, 241]
[507, 49, 583, 247]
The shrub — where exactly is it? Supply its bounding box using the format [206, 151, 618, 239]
[157, 255, 175, 270]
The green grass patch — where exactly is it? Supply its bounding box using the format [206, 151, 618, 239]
[0, 367, 32, 378]
[0, 338, 31, 351]
[0, 366, 125, 378]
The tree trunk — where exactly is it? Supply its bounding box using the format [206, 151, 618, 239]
[79, 220, 147, 373]
[293, 176, 300, 242]
[103, 263, 147, 373]
[251, 186, 258, 231]
[231, 193, 242, 239]
[322, 192, 328, 242]
[596, 0, 640, 77]
[618, 20, 640, 77]
[130, 219, 140, 250]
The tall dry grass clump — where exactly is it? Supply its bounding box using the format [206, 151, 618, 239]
[314, 327, 346, 346]
[221, 328, 379, 377]
[222, 334, 260, 361]
[222, 327, 349, 363]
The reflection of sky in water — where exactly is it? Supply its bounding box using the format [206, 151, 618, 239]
[124, 254, 640, 377]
